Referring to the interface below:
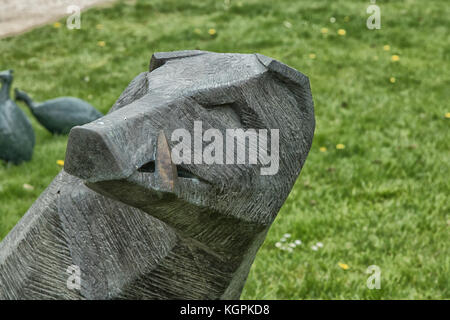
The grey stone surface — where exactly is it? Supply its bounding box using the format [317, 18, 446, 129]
[15, 89, 103, 135]
[0, 51, 315, 299]
[0, 70, 35, 164]
[0, 0, 116, 39]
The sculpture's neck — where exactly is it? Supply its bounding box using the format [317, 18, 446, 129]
[0, 81, 10, 101]
[14, 89, 35, 111]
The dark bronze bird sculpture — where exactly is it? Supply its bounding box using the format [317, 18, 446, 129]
[0, 70, 35, 164]
[15, 89, 103, 135]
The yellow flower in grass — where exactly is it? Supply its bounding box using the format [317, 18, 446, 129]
[337, 29, 346, 36]
[23, 184, 34, 191]
[391, 55, 400, 62]
[336, 144, 345, 150]
[208, 28, 217, 36]
[320, 27, 328, 34]
[57, 160, 64, 166]
[309, 53, 316, 59]
[53, 22, 62, 28]
[445, 112, 450, 119]
[319, 147, 327, 152]
[338, 262, 350, 270]
[383, 45, 390, 51]
[97, 41, 106, 47]
[390, 77, 396, 83]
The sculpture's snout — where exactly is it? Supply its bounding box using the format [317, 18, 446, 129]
[64, 107, 178, 195]
[64, 115, 180, 211]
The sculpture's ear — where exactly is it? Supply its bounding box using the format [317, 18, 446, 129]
[255, 53, 311, 90]
[149, 50, 210, 71]
[255, 53, 315, 144]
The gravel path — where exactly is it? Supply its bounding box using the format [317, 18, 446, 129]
[0, 0, 116, 39]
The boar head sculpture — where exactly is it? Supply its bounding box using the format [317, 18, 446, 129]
[0, 51, 314, 299]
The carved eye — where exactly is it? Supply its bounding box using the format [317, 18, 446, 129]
[203, 103, 243, 128]
[202, 102, 265, 130]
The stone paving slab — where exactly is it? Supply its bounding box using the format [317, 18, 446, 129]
[0, 0, 116, 39]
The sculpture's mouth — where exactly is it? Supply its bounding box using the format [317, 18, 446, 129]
[65, 129, 211, 210]
[129, 130, 211, 189]
[138, 161, 207, 182]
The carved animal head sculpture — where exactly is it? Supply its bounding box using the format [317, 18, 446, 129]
[64, 50, 314, 298]
[65, 50, 314, 226]
[0, 51, 314, 300]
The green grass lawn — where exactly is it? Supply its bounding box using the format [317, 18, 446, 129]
[0, 0, 449, 299]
